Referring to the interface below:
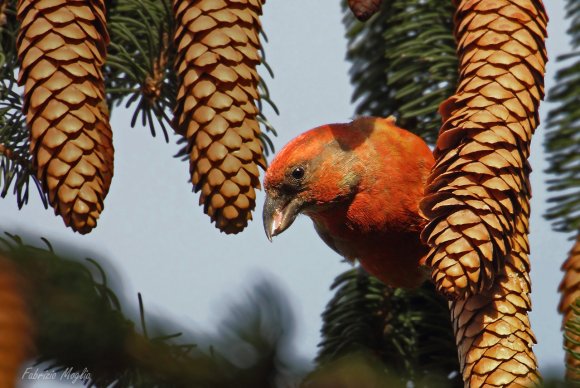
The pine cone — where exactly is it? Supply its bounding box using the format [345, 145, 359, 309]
[420, 0, 547, 385]
[0, 256, 34, 387]
[173, 0, 266, 234]
[16, 0, 114, 234]
[450, 210, 540, 386]
[559, 233, 580, 381]
[420, 0, 547, 299]
[347, 0, 382, 21]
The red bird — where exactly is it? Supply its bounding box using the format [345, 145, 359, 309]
[263, 117, 434, 288]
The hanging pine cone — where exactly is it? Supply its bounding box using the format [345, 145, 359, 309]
[347, 0, 382, 21]
[559, 233, 580, 381]
[173, 0, 266, 234]
[0, 256, 34, 387]
[16, 0, 114, 234]
[421, 0, 547, 299]
[420, 0, 547, 385]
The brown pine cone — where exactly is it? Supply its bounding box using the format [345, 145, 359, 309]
[420, 0, 547, 385]
[0, 256, 34, 387]
[173, 0, 266, 234]
[420, 0, 547, 299]
[16, 0, 114, 234]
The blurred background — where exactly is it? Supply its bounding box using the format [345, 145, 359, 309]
[0, 1, 571, 386]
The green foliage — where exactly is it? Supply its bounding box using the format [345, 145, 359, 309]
[105, 0, 176, 142]
[311, 267, 461, 388]
[1, 233, 302, 387]
[342, 0, 457, 144]
[5, 235, 134, 385]
[545, 0, 580, 233]
[302, 352, 412, 387]
[564, 297, 580, 383]
[0, 0, 17, 62]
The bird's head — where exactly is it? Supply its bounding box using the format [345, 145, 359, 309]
[262, 122, 368, 240]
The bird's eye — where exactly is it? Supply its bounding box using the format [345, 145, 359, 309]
[291, 166, 305, 180]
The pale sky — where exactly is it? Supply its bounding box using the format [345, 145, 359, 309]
[15, 1, 573, 386]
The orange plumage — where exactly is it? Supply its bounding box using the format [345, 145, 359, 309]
[263, 117, 434, 288]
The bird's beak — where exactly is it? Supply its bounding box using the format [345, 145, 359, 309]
[263, 193, 302, 241]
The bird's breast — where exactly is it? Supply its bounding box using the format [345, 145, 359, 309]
[308, 204, 428, 288]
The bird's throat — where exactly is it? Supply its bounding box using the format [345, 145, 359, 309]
[310, 207, 429, 288]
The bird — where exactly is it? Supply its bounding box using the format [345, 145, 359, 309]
[262, 116, 434, 288]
